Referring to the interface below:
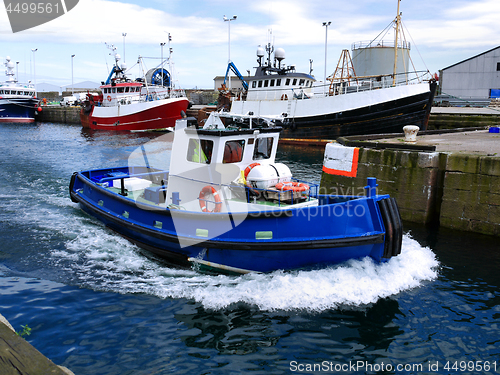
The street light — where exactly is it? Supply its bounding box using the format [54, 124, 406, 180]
[160, 42, 165, 69]
[71, 54, 75, 95]
[322, 22, 331, 96]
[160, 42, 166, 87]
[223, 15, 237, 90]
[122, 33, 127, 62]
[31, 48, 37, 97]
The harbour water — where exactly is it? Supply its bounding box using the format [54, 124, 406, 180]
[0, 122, 499, 374]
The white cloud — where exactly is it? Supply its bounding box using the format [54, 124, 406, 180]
[1, 0, 499, 88]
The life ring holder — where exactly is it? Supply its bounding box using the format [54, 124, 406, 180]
[107, 95, 112, 102]
[275, 181, 310, 192]
[198, 185, 222, 213]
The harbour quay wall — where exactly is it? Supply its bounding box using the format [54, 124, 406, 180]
[428, 113, 500, 130]
[37, 106, 81, 124]
[320, 136, 500, 236]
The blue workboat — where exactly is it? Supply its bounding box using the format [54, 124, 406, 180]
[69, 113, 402, 274]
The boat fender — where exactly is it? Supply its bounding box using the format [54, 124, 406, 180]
[275, 181, 309, 192]
[199, 186, 222, 213]
[69, 172, 79, 203]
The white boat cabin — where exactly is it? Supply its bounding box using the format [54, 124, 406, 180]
[165, 113, 317, 213]
[1, 57, 36, 99]
[100, 81, 170, 107]
[241, 46, 316, 102]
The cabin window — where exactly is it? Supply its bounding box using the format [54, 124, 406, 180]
[299, 79, 305, 86]
[5, 90, 10, 94]
[24, 91, 30, 95]
[112, 88, 116, 93]
[285, 78, 290, 86]
[187, 139, 213, 164]
[264, 80, 269, 88]
[270, 79, 275, 87]
[125, 87, 130, 93]
[258, 80, 263, 88]
[497, 62, 500, 71]
[276, 79, 281, 86]
[292, 79, 297, 85]
[253, 137, 274, 160]
[223, 140, 245, 163]
[0, 90, 3, 94]
[117, 87, 124, 93]
[252, 81, 257, 88]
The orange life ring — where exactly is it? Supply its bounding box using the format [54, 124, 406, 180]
[275, 181, 310, 192]
[199, 185, 222, 213]
[281, 94, 288, 100]
[244, 163, 260, 179]
[107, 95, 112, 102]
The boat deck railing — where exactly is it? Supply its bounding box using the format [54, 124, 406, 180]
[243, 73, 427, 102]
[172, 174, 320, 208]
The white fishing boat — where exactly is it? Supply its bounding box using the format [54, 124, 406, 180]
[220, 0, 437, 139]
[0, 57, 40, 123]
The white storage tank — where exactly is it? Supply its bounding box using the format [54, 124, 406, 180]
[351, 41, 411, 86]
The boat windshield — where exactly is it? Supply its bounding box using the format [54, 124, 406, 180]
[187, 139, 213, 164]
[253, 137, 274, 160]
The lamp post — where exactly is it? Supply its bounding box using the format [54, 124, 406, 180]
[16, 61, 19, 82]
[223, 15, 237, 90]
[31, 48, 37, 97]
[122, 33, 127, 62]
[71, 54, 75, 95]
[322, 21, 331, 96]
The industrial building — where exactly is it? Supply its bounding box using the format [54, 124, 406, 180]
[439, 46, 500, 100]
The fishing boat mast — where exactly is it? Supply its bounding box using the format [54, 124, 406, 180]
[392, 0, 402, 86]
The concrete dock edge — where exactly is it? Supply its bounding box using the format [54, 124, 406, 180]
[320, 130, 500, 236]
[0, 313, 74, 375]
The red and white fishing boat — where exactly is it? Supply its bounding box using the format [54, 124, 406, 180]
[81, 43, 190, 131]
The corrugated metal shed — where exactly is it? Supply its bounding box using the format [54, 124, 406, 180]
[439, 46, 500, 99]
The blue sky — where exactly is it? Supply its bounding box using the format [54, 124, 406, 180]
[1, 0, 499, 90]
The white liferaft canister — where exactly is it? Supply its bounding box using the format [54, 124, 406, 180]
[246, 163, 292, 189]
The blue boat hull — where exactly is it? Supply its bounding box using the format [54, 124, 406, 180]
[69, 168, 402, 273]
[0, 97, 38, 122]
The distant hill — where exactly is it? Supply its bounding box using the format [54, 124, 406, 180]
[37, 81, 101, 93]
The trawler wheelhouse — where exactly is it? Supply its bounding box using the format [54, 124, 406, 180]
[244, 45, 316, 101]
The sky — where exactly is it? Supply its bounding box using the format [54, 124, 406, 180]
[1, 0, 499, 91]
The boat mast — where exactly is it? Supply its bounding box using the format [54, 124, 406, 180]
[138, 56, 151, 98]
[392, 0, 401, 86]
[168, 33, 172, 90]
